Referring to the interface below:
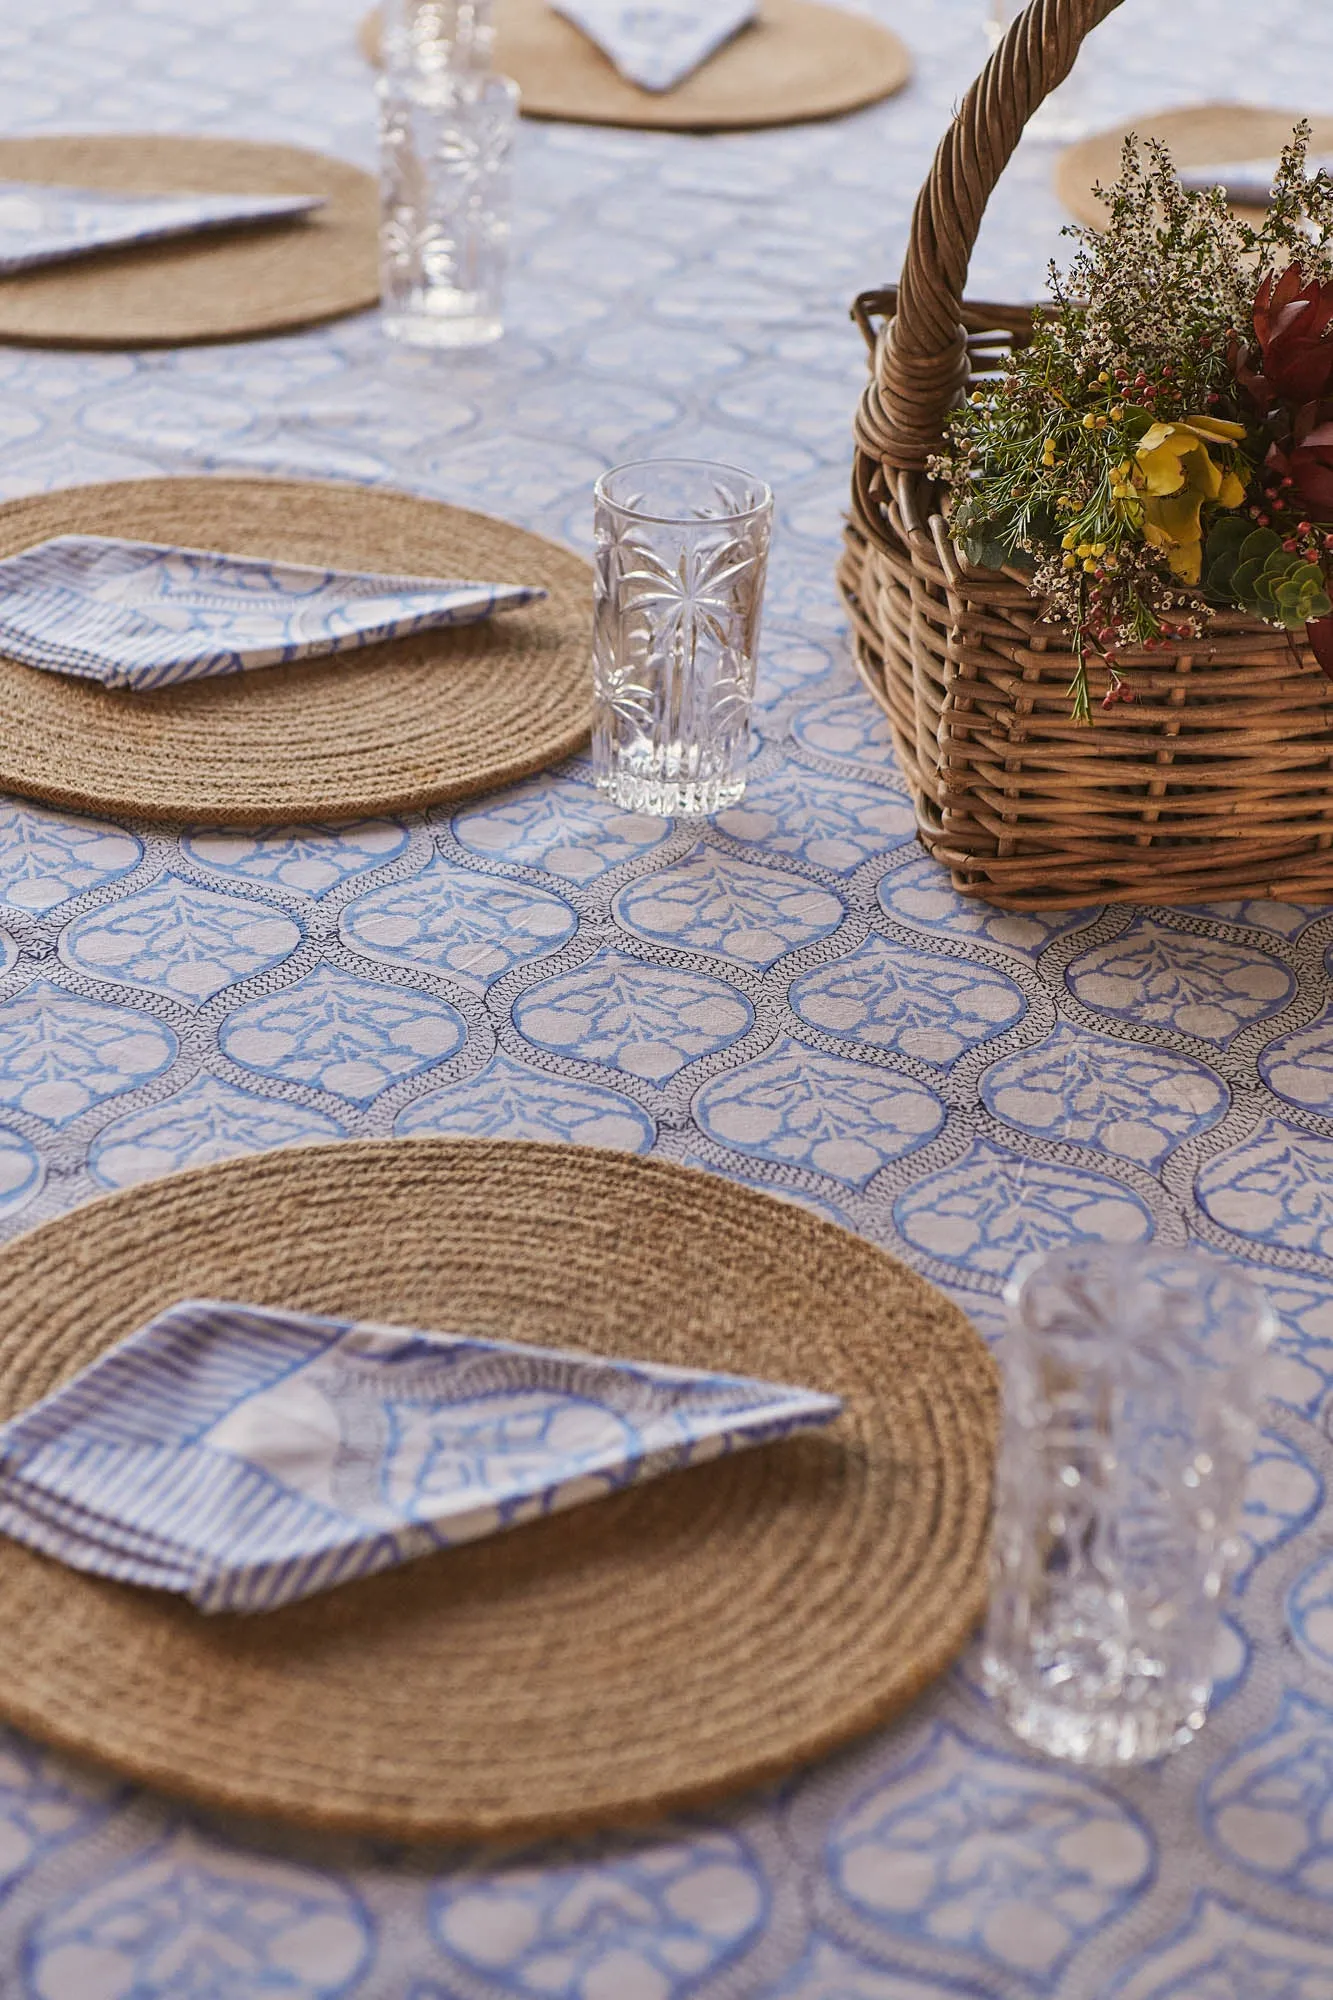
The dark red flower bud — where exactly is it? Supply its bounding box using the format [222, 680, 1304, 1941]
[1253, 262, 1333, 404]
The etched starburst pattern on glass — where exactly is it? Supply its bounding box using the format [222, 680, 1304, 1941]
[983, 1245, 1273, 1769]
[378, 69, 518, 350]
[592, 458, 773, 816]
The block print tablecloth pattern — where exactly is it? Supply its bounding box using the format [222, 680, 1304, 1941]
[3, 0, 1333, 1993]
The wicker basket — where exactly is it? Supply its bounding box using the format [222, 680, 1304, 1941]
[839, 0, 1333, 910]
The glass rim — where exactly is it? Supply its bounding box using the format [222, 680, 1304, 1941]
[594, 457, 773, 528]
[1003, 1242, 1276, 1345]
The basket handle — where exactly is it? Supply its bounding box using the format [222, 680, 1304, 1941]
[878, 0, 1124, 468]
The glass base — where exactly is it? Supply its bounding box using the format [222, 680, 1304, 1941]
[381, 306, 503, 350]
[597, 767, 747, 818]
[982, 1655, 1210, 1767]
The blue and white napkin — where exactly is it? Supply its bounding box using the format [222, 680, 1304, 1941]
[0, 536, 545, 691]
[0, 182, 326, 277]
[0, 1300, 842, 1613]
[548, 0, 758, 92]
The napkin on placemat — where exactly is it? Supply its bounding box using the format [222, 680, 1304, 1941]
[0, 182, 326, 276]
[1178, 155, 1333, 207]
[548, 0, 758, 92]
[0, 536, 545, 691]
[0, 1300, 842, 1612]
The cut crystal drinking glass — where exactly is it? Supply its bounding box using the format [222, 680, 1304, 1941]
[379, 0, 495, 76]
[378, 70, 518, 350]
[592, 458, 773, 817]
[982, 1243, 1273, 1766]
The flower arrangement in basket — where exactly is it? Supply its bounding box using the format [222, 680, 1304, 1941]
[938, 128, 1333, 723]
[840, 0, 1333, 910]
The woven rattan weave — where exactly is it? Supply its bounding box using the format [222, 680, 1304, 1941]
[840, 0, 1333, 910]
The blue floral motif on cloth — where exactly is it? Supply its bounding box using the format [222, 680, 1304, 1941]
[1064, 920, 1295, 1042]
[824, 1724, 1154, 1989]
[60, 876, 301, 1005]
[791, 937, 1026, 1065]
[452, 771, 671, 882]
[1104, 1893, 1333, 1999]
[339, 856, 577, 991]
[877, 855, 1099, 964]
[0, 536, 543, 690]
[1196, 1116, 1333, 1255]
[218, 966, 466, 1102]
[1232, 1431, 1322, 1593]
[87, 1078, 345, 1189]
[0, 181, 325, 273]
[979, 1023, 1228, 1167]
[428, 1830, 769, 1997]
[0, 1299, 840, 1611]
[548, 0, 758, 93]
[615, 846, 844, 969]
[182, 821, 410, 899]
[0, 800, 140, 914]
[0, 1126, 40, 1219]
[22, 1826, 373, 1999]
[693, 1037, 942, 1185]
[1202, 1694, 1333, 1896]
[893, 1139, 1154, 1274]
[396, 1053, 655, 1152]
[513, 953, 753, 1079]
[0, 982, 177, 1125]
[0, 1730, 115, 1906]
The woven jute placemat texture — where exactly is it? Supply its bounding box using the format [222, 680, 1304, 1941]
[1056, 103, 1333, 230]
[0, 477, 593, 823]
[0, 135, 378, 348]
[359, 0, 911, 131]
[0, 1139, 997, 1842]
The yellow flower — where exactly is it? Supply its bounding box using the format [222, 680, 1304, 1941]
[1130, 418, 1248, 584]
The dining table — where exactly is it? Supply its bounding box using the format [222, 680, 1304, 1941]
[3, 0, 1333, 1992]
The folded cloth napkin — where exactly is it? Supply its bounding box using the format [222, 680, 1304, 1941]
[0, 536, 545, 691]
[548, 0, 758, 91]
[0, 182, 326, 277]
[1178, 155, 1333, 208]
[0, 1300, 842, 1612]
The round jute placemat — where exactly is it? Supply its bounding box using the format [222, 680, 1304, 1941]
[0, 1140, 996, 1842]
[0, 477, 592, 823]
[359, 0, 911, 131]
[1056, 104, 1333, 231]
[0, 135, 377, 348]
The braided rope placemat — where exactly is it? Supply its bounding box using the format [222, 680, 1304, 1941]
[1055, 103, 1333, 230]
[0, 136, 378, 348]
[0, 1140, 997, 1842]
[0, 477, 593, 823]
[359, 0, 912, 131]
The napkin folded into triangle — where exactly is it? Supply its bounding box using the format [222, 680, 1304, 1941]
[548, 0, 759, 92]
[0, 535, 545, 691]
[0, 1300, 842, 1612]
[0, 182, 326, 276]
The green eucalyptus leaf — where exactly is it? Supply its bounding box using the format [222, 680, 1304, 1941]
[961, 535, 1010, 572]
[1206, 515, 1253, 559]
[1232, 558, 1266, 598]
[1240, 529, 1282, 564]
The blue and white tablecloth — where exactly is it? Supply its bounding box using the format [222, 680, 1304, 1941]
[2, 0, 1333, 1993]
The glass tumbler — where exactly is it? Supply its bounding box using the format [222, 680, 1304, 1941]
[378, 69, 519, 350]
[592, 458, 773, 816]
[379, 0, 495, 75]
[982, 1244, 1273, 1767]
